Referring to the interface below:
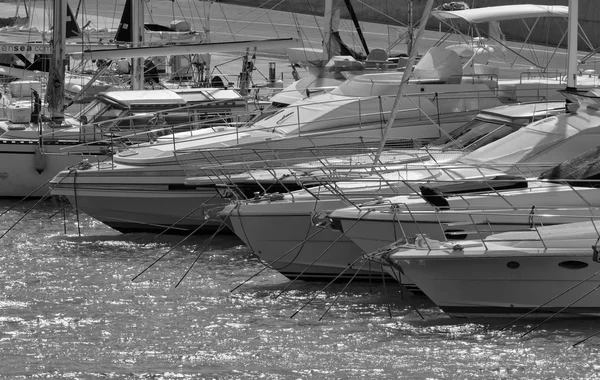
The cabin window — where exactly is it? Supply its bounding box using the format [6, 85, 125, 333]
[506, 261, 520, 269]
[558, 261, 589, 270]
[444, 229, 467, 240]
[76, 99, 105, 121]
[430, 119, 518, 152]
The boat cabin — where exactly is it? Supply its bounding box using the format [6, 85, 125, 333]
[76, 88, 248, 130]
[0, 87, 249, 143]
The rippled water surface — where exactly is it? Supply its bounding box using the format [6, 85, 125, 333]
[2, 199, 600, 379]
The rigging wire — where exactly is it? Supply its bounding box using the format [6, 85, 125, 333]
[265, 7, 281, 39]
[216, 1, 236, 41]
[221, 0, 286, 42]
[189, 0, 206, 32]
[291, 11, 318, 57]
[353, 0, 407, 28]
[144, 0, 154, 24]
[110, 0, 118, 30]
[303, 0, 324, 43]
[173, 0, 192, 28]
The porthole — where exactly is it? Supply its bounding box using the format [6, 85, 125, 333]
[506, 261, 520, 269]
[558, 261, 589, 270]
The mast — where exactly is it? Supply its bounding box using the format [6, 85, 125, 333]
[131, 0, 144, 90]
[322, 0, 341, 62]
[206, 0, 211, 44]
[566, 0, 578, 90]
[372, 0, 435, 165]
[47, 0, 66, 124]
[407, 0, 414, 54]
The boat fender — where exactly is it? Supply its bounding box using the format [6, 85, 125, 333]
[593, 236, 600, 263]
[528, 205, 536, 228]
[34, 145, 46, 174]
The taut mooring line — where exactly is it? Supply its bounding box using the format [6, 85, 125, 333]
[0, 186, 55, 240]
[46, 204, 69, 234]
[273, 209, 372, 299]
[290, 251, 375, 319]
[379, 250, 424, 320]
[500, 269, 600, 331]
[47, 204, 68, 220]
[142, 193, 219, 248]
[574, 329, 600, 347]
[379, 262, 393, 319]
[0, 179, 51, 218]
[0, 159, 79, 231]
[319, 259, 369, 321]
[230, 226, 326, 293]
[521, 283, 600, 339]
[173, 206, 238, 288]
[131, 218, 213, 282]
[73, 169, 81, 236]
[175, 222, 229, 288]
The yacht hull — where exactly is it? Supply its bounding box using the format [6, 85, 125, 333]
[225, 199, 396, 282]
[62, 188, 228, 233]
[390, 249, 600, 318]
[0, 141, 105, 197]
[46, 118, 467, 233]
[51, 167, 230, 233]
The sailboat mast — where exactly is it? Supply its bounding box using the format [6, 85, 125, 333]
[322, 0, 335, 62]
[48, 0, 66, 123]
[566, 0, 578, 89]
[407, 0, 414, 54]
[206, 0, 211, 44]
[131, 0, 144, 90]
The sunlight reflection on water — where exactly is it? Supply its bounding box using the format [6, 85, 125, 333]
[1, 200, 600, 378]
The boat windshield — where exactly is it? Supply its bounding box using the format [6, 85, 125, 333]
[75, 99, 124, 124]
[244, 107, 281, 127]
[430, 118, 519, 151]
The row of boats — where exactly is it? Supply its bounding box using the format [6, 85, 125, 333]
[4, 1, 600, 320]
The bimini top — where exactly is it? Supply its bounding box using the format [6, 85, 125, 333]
[99, 88, 244, 109]
[432, 4, 568, 24]
[100, 89, 187, 108]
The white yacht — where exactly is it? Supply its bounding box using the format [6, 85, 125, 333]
[0, 88, 248, 197]
[49, 44, 519, 233]
[382, 220, 600, 317]
[0, 0, 270, 199]
[329, 89, 600, 254]
[216, 101, 566, 281]
[49, 2, 596, 234]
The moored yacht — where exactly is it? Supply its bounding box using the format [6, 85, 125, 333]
[215, 101, 567, 281]
[381, 219, 600, 318]
[48, 44, 513, 233]
[0, 87, 249, 197]
[329, 89, 600, 254]
[49, 1, 598, 234]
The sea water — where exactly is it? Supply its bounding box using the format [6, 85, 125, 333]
[1, 199, 600, 379]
